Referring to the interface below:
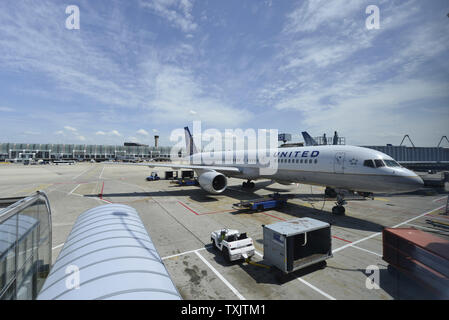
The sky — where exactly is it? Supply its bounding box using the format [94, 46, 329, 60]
[0, 0, 448, 147]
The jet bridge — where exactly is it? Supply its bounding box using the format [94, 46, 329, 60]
[0, 191, 52, 300]
[37, 204, 181, 300]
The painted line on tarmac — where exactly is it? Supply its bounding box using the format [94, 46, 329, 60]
[52, 243, 65, 250]
[178, 201, 200, 215]
[333, 205, 446, 254]
[195, 250, 246, 300]
[296, 278, 336, 300]
[72, 167, 93, 180]
[68, 184, 80, 195]
[260, 211, 285, 221]
[433, 195, 448, 203]
[254, 251, 335, 300]
[162, 247, 207, 260]
[351, 245, 382, 257]
[99, 166, 105, 179]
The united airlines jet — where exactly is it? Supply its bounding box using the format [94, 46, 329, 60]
[129, 127, 424, 214]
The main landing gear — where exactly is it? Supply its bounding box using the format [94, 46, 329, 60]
[326, 187, 346, 215]
[242, 180, 255, 189]
[332, 194, 346, 215]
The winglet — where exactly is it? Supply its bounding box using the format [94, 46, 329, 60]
[184, 126, 199, 155]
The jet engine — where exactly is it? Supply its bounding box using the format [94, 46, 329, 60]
[198, 171, 227, 194]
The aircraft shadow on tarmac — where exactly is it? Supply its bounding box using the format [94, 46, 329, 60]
[85, 181, 386, 233]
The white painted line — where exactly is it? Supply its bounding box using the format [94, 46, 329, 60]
[296, 278, 336, 300]
[194, 250, 246, 300]
[70, 192, 84, 197]
[392, 205, 445, 228]
[162, 247, 206, 260]
[351, 245, 382, 257]
[433, 196, 448, 203]
[332, 232, 381, 254]
[99, 166, 105, 179]
[405, 223, 449, 234]
[52, 243, 64, 250]
[254, 250, 335, 300]
[333, 205, 446, 254]
[72, 167, 91, 180]
[68, 184, 80, 195]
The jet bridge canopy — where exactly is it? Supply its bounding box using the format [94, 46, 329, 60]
[37, 204, 181, 300]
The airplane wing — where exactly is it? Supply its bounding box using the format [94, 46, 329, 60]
[104, 161, 241, 173]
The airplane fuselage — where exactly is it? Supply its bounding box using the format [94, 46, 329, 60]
[187, 145, 423, 194]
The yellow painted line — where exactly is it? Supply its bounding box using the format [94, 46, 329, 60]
[245, 258, 271, 269]
[374, 197, 389, 202]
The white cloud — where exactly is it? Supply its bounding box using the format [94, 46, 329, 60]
[23, 131, 40, 135]
[284, 0, 365, 34]
[54, 130, 65, 135]
[110, 130, 122, 137]
[137, 129, 149, 136]
[127, 136, 140, 143]
[64, 126, 77, 132]
[0, 106, 14, 112]
[140, 0, 198, 33]
[78, 135, 86, 141]
[96, 131, 106, 135]
[146, 65, 253, 127]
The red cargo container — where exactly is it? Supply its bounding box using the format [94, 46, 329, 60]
[383, 227, 449, 299]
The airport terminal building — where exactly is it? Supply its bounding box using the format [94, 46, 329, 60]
[0, 143, 174, 162]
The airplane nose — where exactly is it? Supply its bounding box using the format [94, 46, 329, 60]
[403, 175, 424, 191]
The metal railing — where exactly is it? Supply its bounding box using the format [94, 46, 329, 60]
[0, 191, 52, 300]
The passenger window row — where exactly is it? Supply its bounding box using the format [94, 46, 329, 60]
[276, 158, 318, 164]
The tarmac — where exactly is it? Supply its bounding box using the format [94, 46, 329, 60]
[0, 162, 448, 300]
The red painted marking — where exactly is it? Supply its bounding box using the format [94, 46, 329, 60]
[100, 181, 105, 199]
[198, 209, 235, 215]
[178, 201, 200, 215]
[260, 212, 286, 221]
[332, 235, 352, 243]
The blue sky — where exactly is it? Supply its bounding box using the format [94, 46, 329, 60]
[0, 0, 448, 147]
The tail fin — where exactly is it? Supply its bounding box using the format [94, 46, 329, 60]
[301, 131, 318, 146]
[184, 126, 199, 155]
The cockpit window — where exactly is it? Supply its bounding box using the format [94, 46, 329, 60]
[363, 160, 375, 168]
[384, 159, 400, 167]
[374, 159, 385, 168]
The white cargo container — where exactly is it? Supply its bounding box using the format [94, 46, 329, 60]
[263, 218, 332, 273]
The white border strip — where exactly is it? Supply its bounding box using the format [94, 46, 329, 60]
[333, 205, 446, 254]
[195, 250, 246, 300]
[52, 243, 64, 250]
[68, 184, 80, 195]
[433, 195, 448, 203]
[296, 278, 336, 300]
[72, 167, 92, 180]
[162, 247, 206, 260]
[351, 245, 382, 257]
[254, 251, 335, 300]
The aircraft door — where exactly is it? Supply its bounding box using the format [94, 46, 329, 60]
[334, 152, 345, 173]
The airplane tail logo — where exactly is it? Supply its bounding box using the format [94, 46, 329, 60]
[184, 126, 199, 156]
[302, 131, 318, 146]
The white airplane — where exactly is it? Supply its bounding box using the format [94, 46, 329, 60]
[125, 127, 424, 214]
